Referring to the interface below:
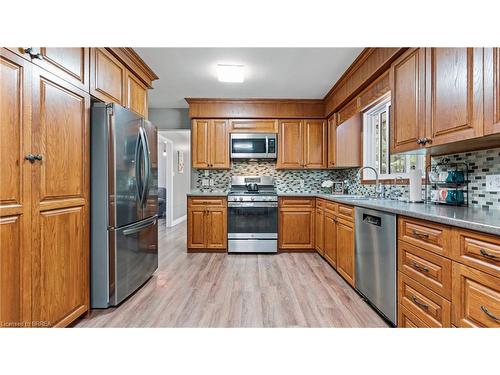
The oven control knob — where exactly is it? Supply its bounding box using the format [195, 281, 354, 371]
[251, 197, 255, 201]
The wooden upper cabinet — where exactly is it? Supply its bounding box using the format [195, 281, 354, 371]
[0, 49, 32, 326]
[90, 48, 125, 105]
[229, 119, 278, 133]
[126, 70, 148, 118]
[30, 66, 90, 327]
[303, 119, 327, 168]
[210, 120, 229, 168]
[390, 48, 426, 153]
[277, 120, 303, 169]
[426, 48, 484, 146]
[335, 113, 362, 168]
[191, 119, 229, 169]
[484, 48, 500, 135]
[34, 48, 89, 92]
[327, 115, 336, 167]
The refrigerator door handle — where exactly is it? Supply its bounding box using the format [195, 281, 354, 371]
[134, 129, 143, 203]
[122, 216, 158, 236]
[139, 126, 150, 207]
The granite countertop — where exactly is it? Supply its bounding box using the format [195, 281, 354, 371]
[187, 190, 500, 235]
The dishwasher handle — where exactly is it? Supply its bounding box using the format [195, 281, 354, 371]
[362, 213, 382, 227]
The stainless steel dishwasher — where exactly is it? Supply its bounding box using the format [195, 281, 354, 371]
[355, 207, 397, 325]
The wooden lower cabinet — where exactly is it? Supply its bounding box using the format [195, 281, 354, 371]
[315, 207, 324, 256]
[336, 218, 355, 287]
[278, 197, 315, 250]
[398, 305, 429, 328]
[187, 197, 227, 252]
[323, 210, 337, 268]
[452, 263, 500, 328]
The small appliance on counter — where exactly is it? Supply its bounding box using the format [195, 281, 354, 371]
[227, 176, 278, 253]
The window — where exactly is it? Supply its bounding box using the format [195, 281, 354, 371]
[362, 98, 425, 180]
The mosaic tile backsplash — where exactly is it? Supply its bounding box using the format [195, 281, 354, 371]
[193, 147, 500, 209]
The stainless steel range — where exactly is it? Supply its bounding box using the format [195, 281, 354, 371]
[227, 176, 278, 253]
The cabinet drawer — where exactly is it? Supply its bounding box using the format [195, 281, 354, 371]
[324, 201, 337, 214]
[399, 272, 451, 328]
[188, 197, 226, 207]
[452, 228, 500, 278]
[398, 216, 451, 257]
[316, 199, 325, 209]
[452, 263, 500, 328]
[279, 197, 315, 208]
[398, 305, 429, 328]
[337, 203, 354, 222]
[399, 240, 452, 299]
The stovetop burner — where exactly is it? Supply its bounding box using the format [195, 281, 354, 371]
[228, 175, 277, 202]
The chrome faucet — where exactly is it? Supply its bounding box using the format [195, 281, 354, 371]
[357, 166, 383, 198]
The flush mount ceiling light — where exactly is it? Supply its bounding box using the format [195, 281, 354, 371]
[217, 64, 244, 83]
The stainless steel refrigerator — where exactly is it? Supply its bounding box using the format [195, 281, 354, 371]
[91, 103, 158, 308]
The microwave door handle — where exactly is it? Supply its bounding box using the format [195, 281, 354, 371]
[265, 135, 269, 158]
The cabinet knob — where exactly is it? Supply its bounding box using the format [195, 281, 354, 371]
[25, 154, 42, 163]
[23, 47, 43, 60]
[422, 137, 432, 145]
[416, 139, 423, 145]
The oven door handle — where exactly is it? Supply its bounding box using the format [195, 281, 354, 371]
[228, 202, 278, 208]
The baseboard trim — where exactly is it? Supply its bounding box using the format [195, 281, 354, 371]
[171, 215, 187, 227]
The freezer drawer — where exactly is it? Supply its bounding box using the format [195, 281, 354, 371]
[110, 216, 158, 306]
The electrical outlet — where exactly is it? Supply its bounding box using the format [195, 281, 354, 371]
[202, 178, 209, 187]
[204, 170, 209, 177]
[209, 178, 214, 186]
[299, 179, 305, 189]
[486, 175, 500, 192]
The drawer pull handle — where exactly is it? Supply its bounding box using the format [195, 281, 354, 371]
[412, 261, 429, 273]
[412, 229, 429, 239]
[481, 306, 500, 322]
[411, 295, 429, 310]
[480, 248, 499, 260]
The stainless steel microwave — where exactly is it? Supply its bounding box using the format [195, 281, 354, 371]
[230, 133, 277, 159]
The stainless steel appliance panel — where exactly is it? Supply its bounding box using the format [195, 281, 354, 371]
[108, 104, 144, 227]
[230, 133, 277, 159]
[110, 215, 158, 305]
[355, 207, 397, 325]
[142, 120, 158, 219]
[228, 239, 277, 253]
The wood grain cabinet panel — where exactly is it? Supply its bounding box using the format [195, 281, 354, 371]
[335, 113, 362, 168]
[277, 120, 303, 169]
[398, 305, 429, 328]
[210, 120, 229, 168]
[206, 208, 227, 249]
[398, 240, 452, 299]
[279, 206, 315, 250]
[452, 263, 500, 328]
[327, 115, 336, 167]
[34, 48, 89, 92]
[229, 119, 278, 133]
[187, 197, 227, 252]
[0, 49, 32, 327]
[399, 272, 451, 328]
[484, 47, 500, 135]
[336, 218, 355, 287]
[191, 119, 229, 169]
[187, 208, 206, 249]
[126, 70, 148, 118]
[426, 48, 484, 146]
[303, 119, 327, 168]
[191, 119, 210, 168]
[315, 207, 324, 256]
[398, 216, 451, 257]
[90, 48, 125, 105]
[390, 48, 426, 153]
[323, 210, 337, 268]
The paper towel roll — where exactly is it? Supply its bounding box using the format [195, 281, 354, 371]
[409, 167, 422, 202]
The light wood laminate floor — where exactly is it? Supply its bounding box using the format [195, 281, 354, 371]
[76, 219, 389, 328]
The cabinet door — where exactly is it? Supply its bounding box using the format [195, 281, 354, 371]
[31, 66, 90, 327]
[34, 48, 89, 92]
[315, 208, 324, 255]
[206, 207, 227, 250]
[0, 49, 32, 326]
[390, 48, 426, 153]
[327, 115, 336, 167]
[452, 263, 500, 328]
[187, 208, 206, 249]
[210, 120, 229, 169]
[336, 219, 355, 286]
[126, 70, 148, 118]
[277, 120, 303, 169]
[484, 48, 500, 135]
[191, 119, 210, 168]
[426, 48, 484, 146]
[278, 208, 315, 250]
[90, 48, 125, 105]
[323, 212, 337, 268]
[303, 119, 327, 168]
[336, 113, 362, 167]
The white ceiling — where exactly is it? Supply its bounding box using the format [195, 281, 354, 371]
[135, 48, 363, 109]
